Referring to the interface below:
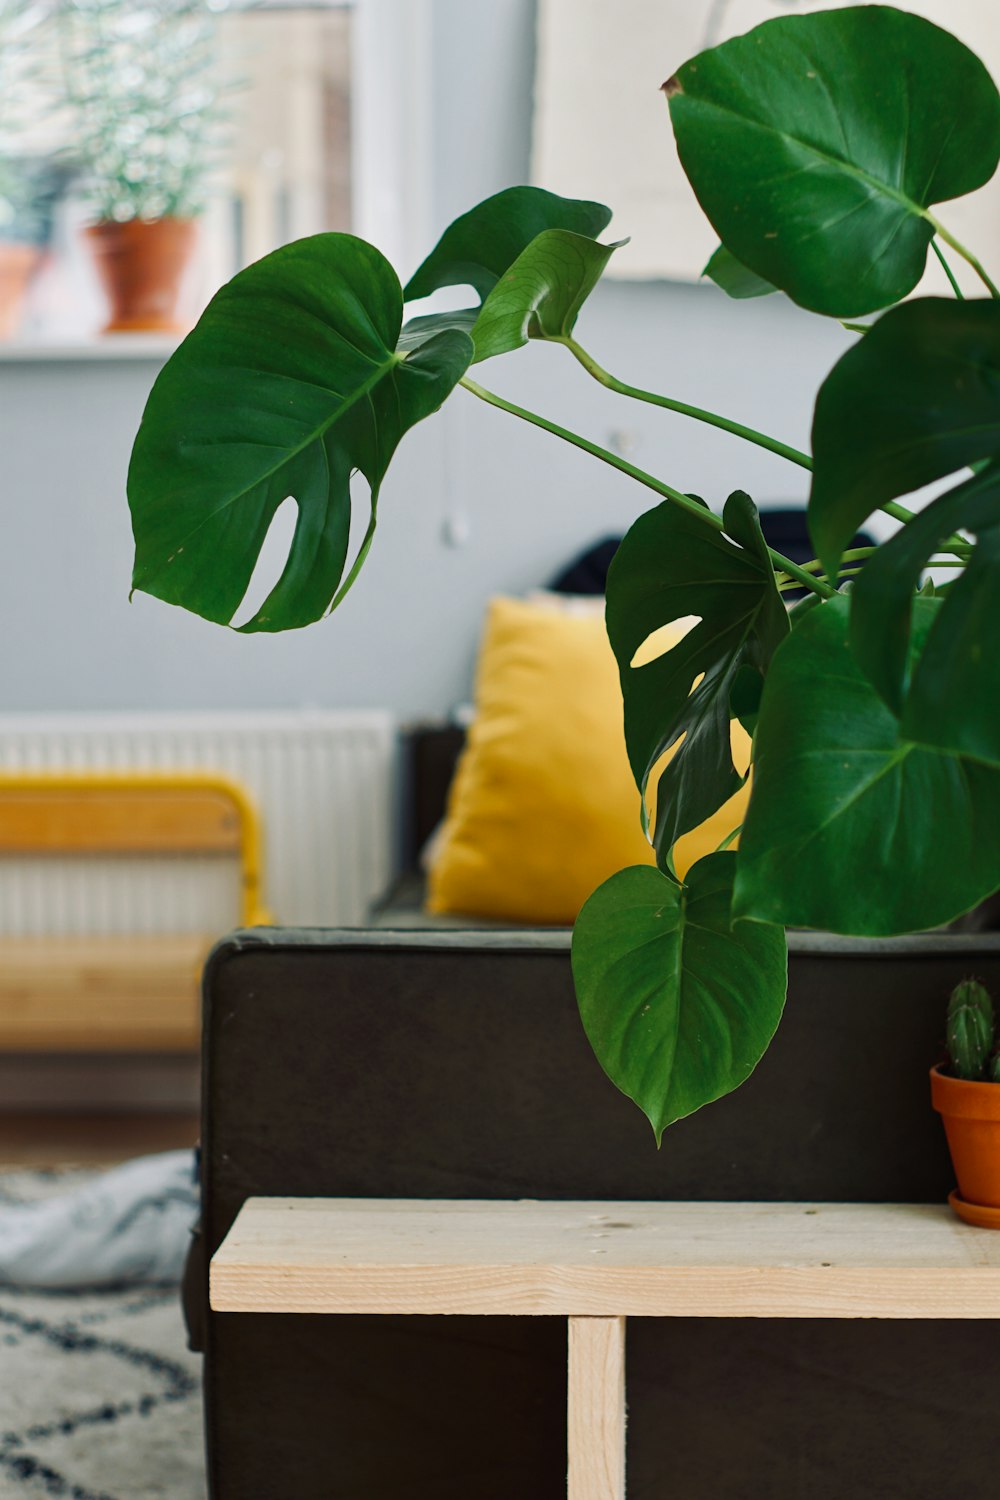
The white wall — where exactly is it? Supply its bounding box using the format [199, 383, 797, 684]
[0, 0, 856, 721]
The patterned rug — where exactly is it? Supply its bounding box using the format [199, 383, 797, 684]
[0, 1169, 206, 1500]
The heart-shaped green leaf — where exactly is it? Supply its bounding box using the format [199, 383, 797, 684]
[704, 245, 776, 301]
[403, 186, 612, 303]
[733, 594, 1000, 934]
[810, 299, 1000, 576]
[849, 465, 1000, 715]
[606, 491, 787, 860]
[129, 234, 473, 632]
[468, 229, 624, 363]
[572, 856, 787, 1142]
[903, 521, 1000, 766]
[666, 8, 1000, 316]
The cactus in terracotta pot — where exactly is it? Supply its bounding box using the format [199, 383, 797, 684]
[933, 979, 1000, 1224]
[946, 980, 995, 1082]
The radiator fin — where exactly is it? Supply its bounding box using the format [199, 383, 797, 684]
[0, 711, 395, 934]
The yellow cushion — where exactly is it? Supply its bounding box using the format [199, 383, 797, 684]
[426, 594, 751, 925]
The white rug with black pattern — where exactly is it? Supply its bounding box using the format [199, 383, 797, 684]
[0, 1168, 205, 1500]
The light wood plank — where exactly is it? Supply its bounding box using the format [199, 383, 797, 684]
[210, 1199, 1000, 1319]
[0, 934, 207, 1050]
[0, 787, 242, 855]
[568, 1317, 625, 1500]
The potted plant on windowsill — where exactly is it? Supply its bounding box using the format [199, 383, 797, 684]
[124, 5, 1000, 1145]
[0, 0, 62, 337]
[61, 0, 227, 333]
[932, 980, 1000, 1227]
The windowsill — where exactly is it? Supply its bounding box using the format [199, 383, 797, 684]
[0, 334, 181, 363]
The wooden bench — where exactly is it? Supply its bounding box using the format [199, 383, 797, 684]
[0, 770, 270, 1051]
[211, 1197, 1000, 1500]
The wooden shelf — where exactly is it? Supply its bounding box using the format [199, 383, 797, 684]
[212, 1197, 1000, 1500]
[210, 1197, 1000, 1320]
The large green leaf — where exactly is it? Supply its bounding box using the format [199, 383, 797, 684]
[849, 465, 1000, 715]
[572, 856, 787, 1142]
[129, 234, 473, 632]
[810, 300, 1000, 576]
[403, 186, 612, 302]
[666, 8, 1000, 316]
[605, 491, 788, 861]
[733, 594, 1000, 934]
[704, 245, 776, 301]
[903, 521, 1000, 766]
[467, 229, 624, 363]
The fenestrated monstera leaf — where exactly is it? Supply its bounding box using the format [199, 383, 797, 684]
[468, 229, 625, 363]
[733, 594, 1000, 935]
[666, 8, 1000, 316]
[810, 299, 1000, 577]
[403, 186, 612, 302]
[704, 245, 776, 301]
[572, 856, 787, 1142]
[849, 465, 1000, 717]
[129, 234, 473, 632]
[605, 491, 788, 864]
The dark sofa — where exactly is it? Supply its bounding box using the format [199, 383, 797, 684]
[189, 727, 1000, 1500]
[185, 720, 1000, 1494]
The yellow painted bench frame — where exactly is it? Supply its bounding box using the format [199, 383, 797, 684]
[0, 769, 270, 1052]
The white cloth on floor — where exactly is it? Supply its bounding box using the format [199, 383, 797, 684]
[0, 1150, 197, 1288]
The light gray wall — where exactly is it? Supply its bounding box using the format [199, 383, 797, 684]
[0, 0, 857, 720]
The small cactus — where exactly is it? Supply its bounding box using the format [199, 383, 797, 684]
[946, 979, 995, 1081]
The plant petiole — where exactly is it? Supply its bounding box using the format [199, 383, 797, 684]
[926, 214, 1000, 300]
[559, 335, 815, 472]
[460, 376, 836, 601]
[559, 337, 972, 561]
[932, 240, 965, 299]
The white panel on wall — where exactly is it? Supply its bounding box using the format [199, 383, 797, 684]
[533, 0, 1000, 289]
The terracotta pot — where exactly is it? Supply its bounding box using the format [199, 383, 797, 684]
[85, 216, 197, 333]
[0, 241, 41, 338]
[930, 1064, 1000, 1223]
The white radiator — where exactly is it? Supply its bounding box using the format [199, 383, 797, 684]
[0, 710, 396, 935]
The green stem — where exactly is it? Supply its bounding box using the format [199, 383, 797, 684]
[796, 546, 878, 572]
[879, 498, 971, 559]
[926, 214, 1000, 300]
[840, 321, 872, 334]
[559, 334, 814, 472]
[460, 376, 835, 600]
[715, 824, 743, 854]
[560, 335, 974, 561]
[932, 239, 965, 300]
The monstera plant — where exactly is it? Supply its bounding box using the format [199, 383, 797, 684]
[127, 5, 1000, 1141]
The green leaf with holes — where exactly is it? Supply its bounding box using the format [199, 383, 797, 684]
[129, 234, 473, 632]
[666, 8, 1000, 316]
[809, 299, 1000, 576]
[572, 856, 787, 1142]
[733, 594, 1000, 934]
[605, 491, 787, 862]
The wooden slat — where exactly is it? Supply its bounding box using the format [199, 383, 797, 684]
[210, 1198, 1000, 1320]
[567, 1317, 626, 1500]
[0, 787, 242, 855]
[0, 934, 207, 1050]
